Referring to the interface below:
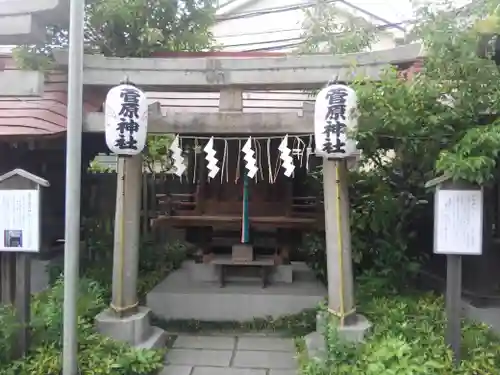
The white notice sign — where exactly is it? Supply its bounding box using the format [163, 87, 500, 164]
[434, 189, 483, 255]
[0, 189, 40, 252]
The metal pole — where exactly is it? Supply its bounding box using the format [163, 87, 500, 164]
[63, 0, 85, 373]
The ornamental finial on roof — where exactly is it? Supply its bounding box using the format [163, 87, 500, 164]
[120, 75, 136, 87]
[326, 74, 339, 87]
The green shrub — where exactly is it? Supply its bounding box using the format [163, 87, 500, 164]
[49, 217, 188, 301]
[3, 333, 163, 375]
[29, 278, 107, 347]
[16, 219, 188, 375]
[300, 278, 500, 375]
[300, 166, 427, 288]
[25, 219, 187, 375]
[0, 277, 164, 375]
[0, 306, 18, 366]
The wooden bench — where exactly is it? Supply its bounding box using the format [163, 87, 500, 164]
[211, 258, 275, 288]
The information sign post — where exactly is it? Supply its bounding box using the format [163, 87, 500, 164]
[426, 175, 483, 366]
[0, 168, 49, 358]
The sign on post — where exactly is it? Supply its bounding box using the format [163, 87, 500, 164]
[0, 189, 41, 253]
[0, 168, 49, 359]
[434, 189, 483, 256]
[426, 175, 483, 367]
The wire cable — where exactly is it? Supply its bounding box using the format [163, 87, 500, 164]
[217, 0, 339, 21]
[219, 20, 410, 50]
[216, 0, 406, 35]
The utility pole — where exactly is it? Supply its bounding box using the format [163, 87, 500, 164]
[63, 0, 85, 373]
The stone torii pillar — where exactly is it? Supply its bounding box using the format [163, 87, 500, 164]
[305, 157, 372, 359]
[95, 88, 166, 348]
[322, 158, 356, 325]
[95, 153, 167, 348]
[305, 83, 372, 359]
[110, 155, 142, 316]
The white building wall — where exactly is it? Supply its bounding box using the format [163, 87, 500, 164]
[213, 0, 305, 52]
[212, 0, 397, 52]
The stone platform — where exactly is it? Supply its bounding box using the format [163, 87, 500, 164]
[187, 258, 294, 284]
[146, 261, 326, 322]
[160, 334, 298, 375]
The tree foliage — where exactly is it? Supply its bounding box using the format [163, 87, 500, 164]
[301, 0, 500, 282]
[14, 0, 216, 70]
[303, 0, 500, 184]
[352, 0, 500, 185]
[300, 0, 379, 54]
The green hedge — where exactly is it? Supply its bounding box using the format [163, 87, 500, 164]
[0, 278, 164, 375]
[0, 226, 189, 375]
[299, 277, 500, 375]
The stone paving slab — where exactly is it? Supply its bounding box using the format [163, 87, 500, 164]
[192, 367, 267, 375]
[269, 370, 298, 375]
[166, 349, 233, 367]
[174, 335, 236, 350]
[233, 350, 296, 369]
[158, 365, 193, 375]
[236, 337, 295, 352]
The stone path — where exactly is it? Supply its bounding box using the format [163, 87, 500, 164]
[160, 335, 298, 375]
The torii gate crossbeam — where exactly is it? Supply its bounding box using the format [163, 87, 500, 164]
[52, 43, 424, 91]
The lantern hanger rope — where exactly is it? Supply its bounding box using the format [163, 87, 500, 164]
[177, 134, 313, 141]
[172, 133, 461, 141]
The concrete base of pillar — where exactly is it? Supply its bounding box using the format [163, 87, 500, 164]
[95, 306, 166, 349]
[304, 331, 327, 361]
[304, 313, 372, 360]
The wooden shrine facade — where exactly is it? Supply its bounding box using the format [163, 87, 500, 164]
[152, 134, 323, 261]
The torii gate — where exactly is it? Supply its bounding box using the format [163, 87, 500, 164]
[0, 41, 424, 347]
[50, 44, 424, 347]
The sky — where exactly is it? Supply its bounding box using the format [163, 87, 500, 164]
[339, 0, 474, 25]
[335, 0, 474, 39]
[344, 0, 414, 24]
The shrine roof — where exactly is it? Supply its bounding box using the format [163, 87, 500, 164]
[0, 54, 101, 138]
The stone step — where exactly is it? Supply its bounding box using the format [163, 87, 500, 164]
[186, 261, 293, 284]
[136, 326, 167, 349]
[146, 262, 325, 322]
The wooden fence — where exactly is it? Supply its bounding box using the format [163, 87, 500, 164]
[84, 171, 191, 236]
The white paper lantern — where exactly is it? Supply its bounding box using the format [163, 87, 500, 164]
[314, 84, 358, 159]
[105, 84, 148, 156]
